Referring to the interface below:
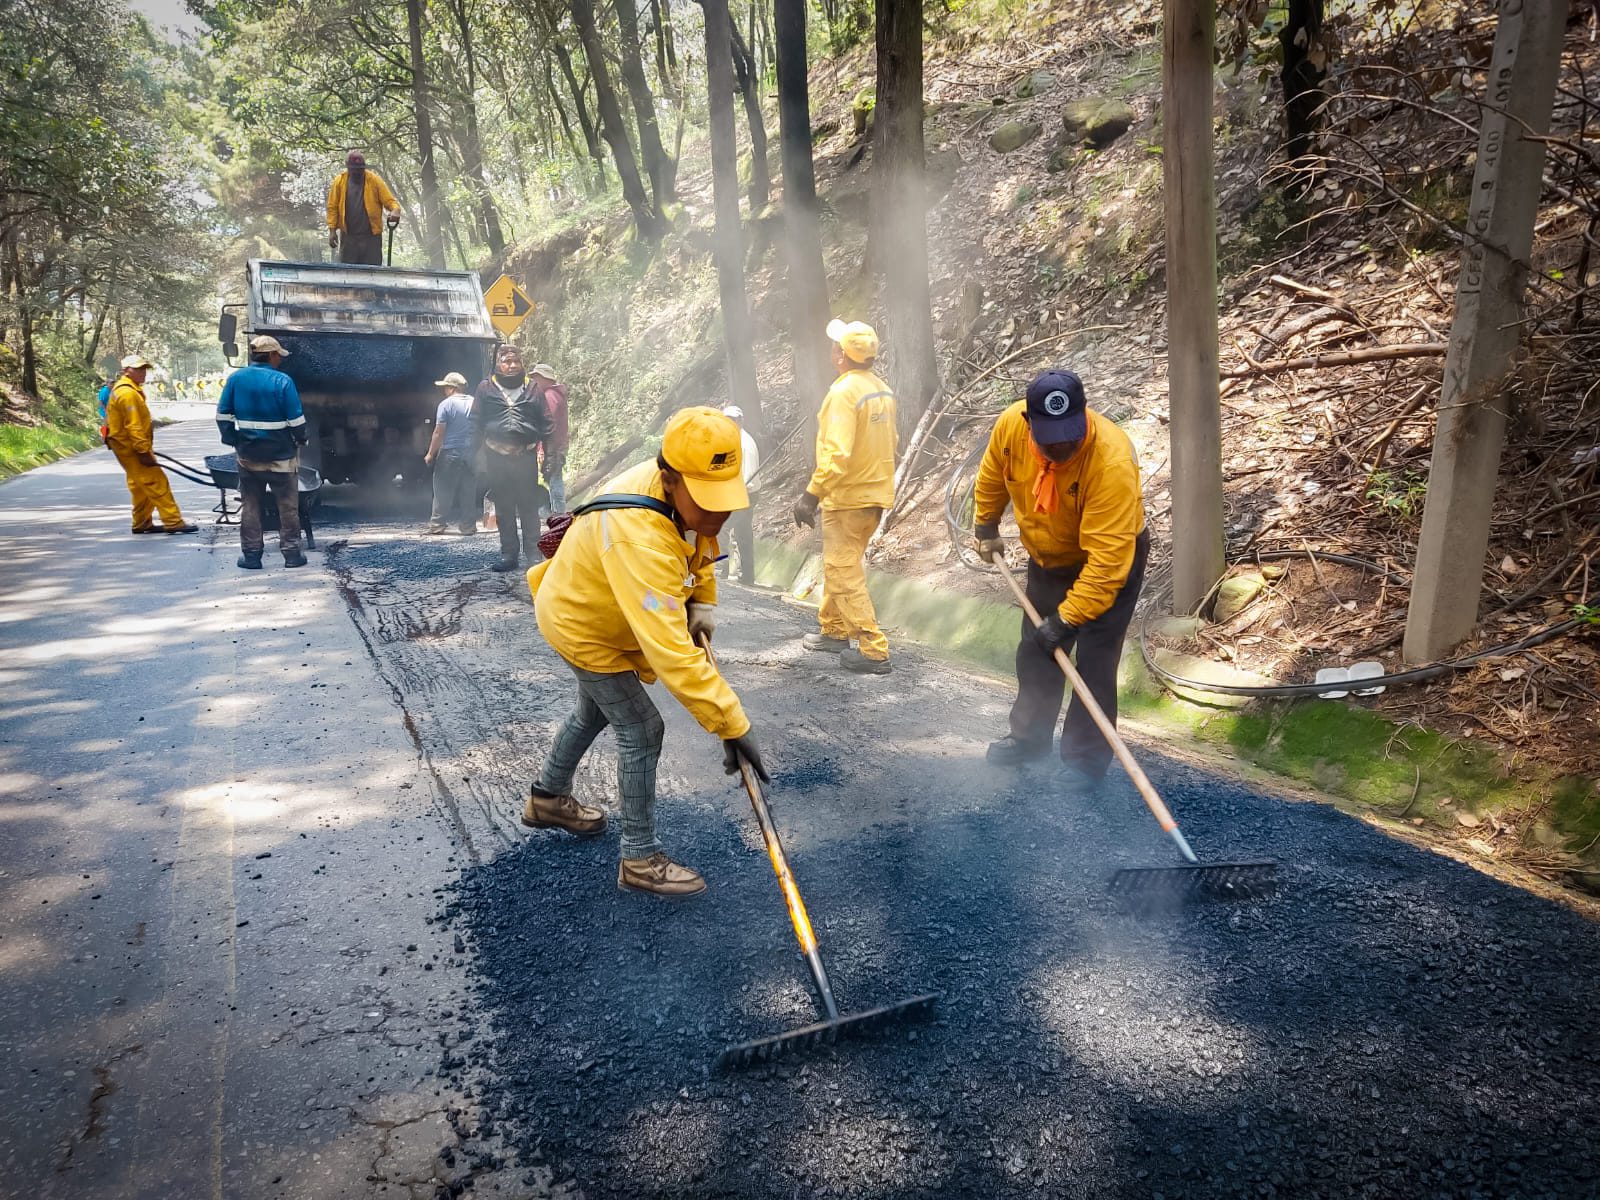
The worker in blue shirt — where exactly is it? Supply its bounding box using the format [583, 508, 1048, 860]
[217, 336, 310, 570]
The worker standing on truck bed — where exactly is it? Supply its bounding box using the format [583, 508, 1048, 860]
[105, 353, 197, 536]
[524, 407, 767, 898]
[791, 319, 897, 676]
[972, 370, 1149, 792]
[473, 343, 550, 572]
[217, 335, 310, 570]
[326, 151, 401, 266]
[423, 372, 478, 536]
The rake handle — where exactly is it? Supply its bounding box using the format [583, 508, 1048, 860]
[994, 559, 1198, 865]
[698, 633, 841, 1022]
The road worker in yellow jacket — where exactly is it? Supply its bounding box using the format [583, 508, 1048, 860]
[525, 407, 765, 898]
[973, 370, 1148, 790]
[326, 151, 401, 265]
[105, 353, 197, 536]
[792, 319, 897, 675]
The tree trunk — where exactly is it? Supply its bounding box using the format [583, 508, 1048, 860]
[546, 60, 594, 190]
[85, 261, 117, 368]
[649, 0, 677, 97]
[404, 0, 448, 268]
[1279, 0, 1324, 170]
[871, 0, 938, 438]
[614, 0, 677, 207]
[553, 39, 610, 190]
[730, 20, 770, 211]
[702, 0, 764, 429]
[448, 0, 507, 258]
[569, 0, 662, 238]
[773, 0, 832, 406]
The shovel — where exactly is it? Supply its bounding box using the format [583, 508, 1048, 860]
[697, 633, 937, 1069]
[993, 559, 1279, 905]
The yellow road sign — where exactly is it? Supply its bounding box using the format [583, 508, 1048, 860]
[484, 275, 535, 337]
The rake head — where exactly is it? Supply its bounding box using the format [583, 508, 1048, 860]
[714, 993, 939, 1072]
[1109, 860, 1280, 910]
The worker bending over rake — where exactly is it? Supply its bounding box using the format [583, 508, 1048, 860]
[525, 407, 765, 898]
[974, 370, 1149, 791]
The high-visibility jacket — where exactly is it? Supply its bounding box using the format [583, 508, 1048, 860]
[974, 402, 1146, 626]
[806, 368, 897, 510]
[105, 373, 156, 456]
[325, 170, 401, 236]
[527, 461, 749, 739]
[217, 363, 308, 463]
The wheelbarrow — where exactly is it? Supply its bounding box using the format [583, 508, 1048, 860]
[156, 451, 323, 549]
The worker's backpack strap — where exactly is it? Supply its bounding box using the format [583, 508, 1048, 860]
[537, 493, 677, 560]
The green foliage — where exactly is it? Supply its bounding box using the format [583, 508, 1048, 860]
[1571, 603, 1600, 628]
[1365, 469, 1428, 520]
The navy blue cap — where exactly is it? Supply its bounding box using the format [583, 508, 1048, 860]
[1024, 370, 1087, 443]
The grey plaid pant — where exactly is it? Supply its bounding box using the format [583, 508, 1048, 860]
[535, 665, 665, 860]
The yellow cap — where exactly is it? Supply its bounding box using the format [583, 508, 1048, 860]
[826, 318, 879, 364]
[661, 406, 749, 512]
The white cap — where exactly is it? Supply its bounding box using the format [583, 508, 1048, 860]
[531, 362, 556, 378]
[250, 335, 290, 356]
[120, 352, 154, 370]
[434, 371, 468, 389]
[722, 405, 744, 421]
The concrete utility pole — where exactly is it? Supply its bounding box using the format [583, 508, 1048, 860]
[1162, 0, 1226, 613]
[1404, 0, 1568, 663]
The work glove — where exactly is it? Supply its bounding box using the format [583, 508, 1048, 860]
[792, 490, 820, 528]
[723, 731, 770, 782]
[328, 230, 339, 250]
[1031, 611, 1075, 658]
[974, 522, 1003, 563]
[137, 451, 159, 468]
[687, 601, 716, 642]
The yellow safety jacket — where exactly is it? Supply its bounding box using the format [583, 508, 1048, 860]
[527, 461, 749, 739]
[807, 368, 897, 510]
[325, 170, 401, 236]
[974, 402, 1146, 626]
[105, 374, 155, 456]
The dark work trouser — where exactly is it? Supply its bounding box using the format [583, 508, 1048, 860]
[339, 231, 382, 265]
[483, 448, 547, 563]
[239, 466, 302, 556]
[429, 450, 477, 532]
[1009, 529, 1150, 777]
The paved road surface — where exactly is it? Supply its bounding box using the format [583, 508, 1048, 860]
[3, 424, 1598, 1199]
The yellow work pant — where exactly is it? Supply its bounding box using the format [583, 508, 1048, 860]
[818, 506, 888, 660]
[110, 447, 184, 530]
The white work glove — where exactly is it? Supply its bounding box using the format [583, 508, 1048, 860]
[687, 602, 717, 642]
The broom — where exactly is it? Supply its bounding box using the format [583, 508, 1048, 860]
[993, 560, 1279, 905]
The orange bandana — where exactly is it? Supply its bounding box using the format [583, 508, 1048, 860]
[1029, 441, 1069, 514]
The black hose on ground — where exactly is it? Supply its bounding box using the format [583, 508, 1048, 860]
[943, 444, 1586, 699]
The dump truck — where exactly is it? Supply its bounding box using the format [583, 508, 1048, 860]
[218, 260, 498, 487]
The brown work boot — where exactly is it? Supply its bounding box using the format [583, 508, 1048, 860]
[618, 852, 706, 898]
[521, 789, 606, 837]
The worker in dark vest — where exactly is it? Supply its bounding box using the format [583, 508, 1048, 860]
[217, 335, 310, 569]
[326, 151, 401, 265]
[973, 370, 1149, 792]
[473, 343, 550, 572]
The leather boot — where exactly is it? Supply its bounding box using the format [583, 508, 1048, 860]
[803, 633, 849, 653]
[522, 789, 606, 837]
[237, 551, 263, 570]
[985, 735, 1049, 766]
[491, 557, 519, 573]
[283, 548, 308, 568]
[840, 647, 892, 675]
[618, 852, 706, 897]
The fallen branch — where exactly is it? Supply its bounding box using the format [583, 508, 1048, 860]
[1220, 342, 1446, 379]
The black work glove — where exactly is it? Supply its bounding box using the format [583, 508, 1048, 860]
[723, 731, 770, 782]
[973, 521, 1003, 563]
[1031, 611, 1074, 657]
[792, 490, 820, 528]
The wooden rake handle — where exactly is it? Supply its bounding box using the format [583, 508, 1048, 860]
[993, 559, 1198, 864]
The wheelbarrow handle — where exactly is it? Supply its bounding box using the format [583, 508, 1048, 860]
[153, 451, 218, 489]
